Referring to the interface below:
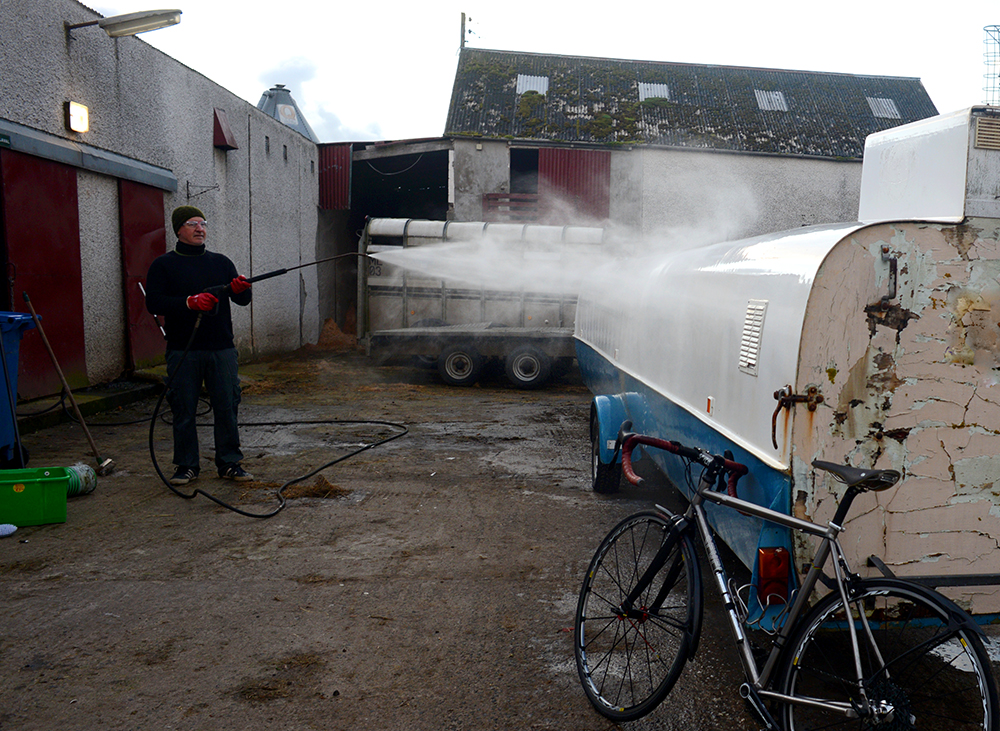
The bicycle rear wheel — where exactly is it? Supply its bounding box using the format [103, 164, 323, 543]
[778, 578, 998, 730]
[574, 511, 700, 722]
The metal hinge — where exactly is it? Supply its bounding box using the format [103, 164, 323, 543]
[771, 385, 824, 449]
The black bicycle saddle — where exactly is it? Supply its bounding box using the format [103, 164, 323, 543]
[812, 460, 901, 491]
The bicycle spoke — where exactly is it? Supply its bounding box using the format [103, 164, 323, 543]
[574, 436, 999, 731]
[574, 512, 698, 722]
[780, 581, 997, 730]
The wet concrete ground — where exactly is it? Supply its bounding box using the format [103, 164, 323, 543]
[1, 346, 997, 730]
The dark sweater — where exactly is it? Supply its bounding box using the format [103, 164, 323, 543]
[145, 242, 252, 351]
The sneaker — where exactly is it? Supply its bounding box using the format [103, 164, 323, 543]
[170, 467, 198, 486]
[220, 464, 254, 482]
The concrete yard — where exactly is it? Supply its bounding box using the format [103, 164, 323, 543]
[2, 345, 994, 730]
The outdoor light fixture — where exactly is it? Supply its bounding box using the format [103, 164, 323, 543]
[64, 101, 90, 133]
[65, 9, 181, 39]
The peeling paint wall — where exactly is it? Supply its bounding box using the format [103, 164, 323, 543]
[795, 219, 1000, 613]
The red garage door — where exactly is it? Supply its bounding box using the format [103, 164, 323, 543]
[0, 149, 85, 398]
[538, 148, 611, 223]
[119, 180, 166, 369]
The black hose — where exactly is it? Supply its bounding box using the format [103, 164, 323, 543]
[148, 311, 407, 519]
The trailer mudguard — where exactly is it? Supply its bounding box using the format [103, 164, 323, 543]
[591, 395, 627, 467]
[592, 393, 649, 467]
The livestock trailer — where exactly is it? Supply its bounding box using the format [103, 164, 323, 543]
[358, 218, 614, 388]
[579, 106, 1000, 618]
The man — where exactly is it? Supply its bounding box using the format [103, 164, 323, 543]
[145, 205, 254, 486]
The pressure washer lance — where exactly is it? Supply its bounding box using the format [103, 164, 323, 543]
[213, 254, 355, 297]
[199, 254, 357, 313]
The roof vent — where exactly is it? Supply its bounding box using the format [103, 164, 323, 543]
[754, 90, 788, 112]
[975, 116, 1000, 150]
[739, 299, 768, 376]
[867, 97, 901, 119]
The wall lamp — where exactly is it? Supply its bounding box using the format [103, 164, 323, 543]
[65, 9, 182, 39]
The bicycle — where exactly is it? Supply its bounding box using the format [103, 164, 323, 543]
[573, 426, 999, 729]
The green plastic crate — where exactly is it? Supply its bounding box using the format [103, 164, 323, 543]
[0, 467, 69, 526]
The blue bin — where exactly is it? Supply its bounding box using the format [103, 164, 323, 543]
[0, 312, 35, 463]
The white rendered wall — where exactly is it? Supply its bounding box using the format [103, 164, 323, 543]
[1, 0, 321, 385]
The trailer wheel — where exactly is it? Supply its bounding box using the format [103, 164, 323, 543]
[591, 410, 621, 494]
[438, 344, 484, 387]
[504, 345, 552, 389]
[411, 319, 447, 369]
[551, 357, 575, 380]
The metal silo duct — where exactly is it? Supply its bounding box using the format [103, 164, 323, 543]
[256, 84, 320, 143]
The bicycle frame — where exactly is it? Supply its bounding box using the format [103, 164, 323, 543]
[661, 467, 877, 725]
[578, 432, 996, 728]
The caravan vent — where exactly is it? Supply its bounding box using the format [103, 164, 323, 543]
[975, 117, 1000, 151]
[739, 299, 768, 376]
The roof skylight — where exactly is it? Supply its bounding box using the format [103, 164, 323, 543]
[754, 90, 788, 112]
[867, 97, 901, 119]
[516, 74, 549, 95]
[638, 82, 670, 101]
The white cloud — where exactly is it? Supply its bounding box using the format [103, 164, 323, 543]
[96, 1, 1000, 142]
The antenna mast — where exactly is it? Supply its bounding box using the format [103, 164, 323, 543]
[986, 25, 1000, 106]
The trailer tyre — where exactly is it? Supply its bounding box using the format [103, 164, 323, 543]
[438, 344, 484, 387]
[411, 319, 448, 369]
[504, 345, 552, 389]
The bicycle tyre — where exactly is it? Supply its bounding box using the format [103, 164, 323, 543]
[574, 511, 701, 722]
[777, 578, 999, 731]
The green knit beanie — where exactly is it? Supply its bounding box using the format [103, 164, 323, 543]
[172, 205, 205, 236]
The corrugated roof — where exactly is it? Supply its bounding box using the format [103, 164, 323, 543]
[445, 49, 939, 159]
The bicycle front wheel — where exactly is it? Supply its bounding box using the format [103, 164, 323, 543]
[574, 511, 700, 722]
[778, 578, 999, 730]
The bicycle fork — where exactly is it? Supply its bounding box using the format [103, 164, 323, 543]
[619, 516, 688, 623]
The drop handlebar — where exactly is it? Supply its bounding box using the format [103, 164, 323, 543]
[620, 430, 748, 498]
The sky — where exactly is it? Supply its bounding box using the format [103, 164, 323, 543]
[94, 1, 1000, 144]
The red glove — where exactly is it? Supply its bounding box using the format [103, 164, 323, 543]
[230, 275, 251, 294]
[186, 293, 219, 311]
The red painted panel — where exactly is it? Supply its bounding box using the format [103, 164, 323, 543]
[538, 148, 611, 223]
[318, 143, 352, 210]
[0, 149, 85, 398]
[119, 180, 167, 368]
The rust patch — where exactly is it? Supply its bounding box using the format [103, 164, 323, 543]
[941, 223, 981, 261]
[883, 427, 910, 442]
[867, 353, 904, 393]
[864, 302, 918, 337]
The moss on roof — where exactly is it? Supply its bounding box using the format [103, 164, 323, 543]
[445, 49, 939, 159]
